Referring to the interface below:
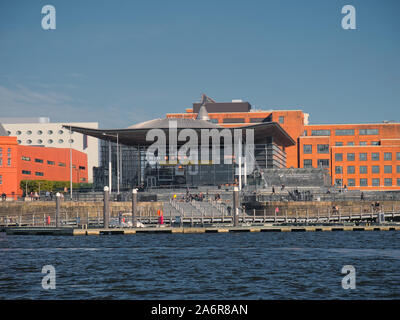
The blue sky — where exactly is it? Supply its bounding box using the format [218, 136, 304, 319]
[0, 0, 399, 128]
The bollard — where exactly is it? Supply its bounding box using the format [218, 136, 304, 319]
[233, 186, 239, 227]
[55, 192, 61, 228]
[103, 186, 110, 228]
[132, 188, 137, 227]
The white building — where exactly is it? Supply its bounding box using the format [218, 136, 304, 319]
[0, 117, 99, 183]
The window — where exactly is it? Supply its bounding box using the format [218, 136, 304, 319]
[37, 130, 43, 135]
[26, 130, 32, 135]
[371, 153, 380, 161]
[384, 152, 392, 161]
[311, 129, 331, 136]
[347, 142, 354, 146]
[372, 178, 380, 186]
[359, 141, 367, 146]
[222, 118, 245, 123]
[58, 130, 64, 134]
[17, 140, 21, 144]
[7, 158, 11, 166]
[347, 166, 355, 174]
[58, 162, 66, 167]
[47, 160, 55, 165]
[79, 166, 86, 170]
[303, 145, 312, 154]
[335, 129, 354, 136]
[48, 130, 53, 134]
[34, 158, 43, 163]
[250, 118, 266, 123]
[359, 129, 379, 135]
[80, 178, 87, 182]
[26, 139, 32, 144]
[397, 165, 400, 174]
[335, 179, 343, 186]
[0, 159, 2, 166]
[279, 116, 284, 124]
[35, 172, 44, 177]
[48, 139, 53, 144]
[16, 130, 21, 135]
[0, 175, 2, 185]
[21, 156, 30, 161]
[348, 179, 355, 186]
[371, 141, 380, 145]
[37, 139, 43, 144]
[317, 159, 329, 168]
[335, 166, 343, 174]
[384, 178, 392, 187]
[397, 178, 400, 187]
[397, 152, 400, 161]
[209, 119, 219, 124]
[335, 153, 343, 161]
[68, 139, 74, 143]
[335, 142, 343, 146]
[303, 159, 312, 168]
[347, 153, 355, 161]
[58, 139, 64, 144]
[359, 166, 368, 174]
[360, 178, 368, 187]
[372, 165, 380, 174]
[317, 144, 329, 154]
[359, 153, 367, 161]
[384, 165, 392, 174]
[22, 170, 31, 175]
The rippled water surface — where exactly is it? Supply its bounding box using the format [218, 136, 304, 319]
[0, 231, 399, 299]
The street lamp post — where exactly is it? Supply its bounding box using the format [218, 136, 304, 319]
[102, 133, 120, 194]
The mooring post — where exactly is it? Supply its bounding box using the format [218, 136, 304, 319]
[264, 208, 266, 223]
[55, 192, 61, 228]
[132, 188, 137, 228]
[253, 209, 256, 223]
[233, 186, 239, 227]
[285, 209, 287, 223]
[103, 186, 110, 228]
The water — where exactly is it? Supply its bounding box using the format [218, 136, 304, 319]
[0, 231, 399, 299]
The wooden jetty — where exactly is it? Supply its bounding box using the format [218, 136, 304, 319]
[4, 224, 400, 236]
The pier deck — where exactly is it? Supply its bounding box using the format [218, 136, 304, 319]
[4, 224, 400, 236]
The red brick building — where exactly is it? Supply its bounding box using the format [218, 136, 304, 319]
[0, 132, 88, 198]
[167, 98, 400, 190]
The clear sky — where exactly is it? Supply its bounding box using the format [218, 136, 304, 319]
[0, 0, 399, 128]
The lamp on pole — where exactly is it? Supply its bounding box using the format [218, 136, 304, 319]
[69, 126, 73, 200]
[102, 132, 120, 194]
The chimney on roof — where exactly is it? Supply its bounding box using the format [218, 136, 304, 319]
[196, 105, 210, 121]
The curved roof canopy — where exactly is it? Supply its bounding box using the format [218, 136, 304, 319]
[64, 118, 295, 147]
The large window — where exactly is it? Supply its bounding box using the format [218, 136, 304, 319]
[335, 142, 343, 146]
[397, 165, 400, 174]
[347, 153, 355, 161]
[303, 145, 312, 154]
[22, 170, 31, 175]
[359, 129, 379, 135]
[397, 178, 400, 187]
[348, 179, 355, 186]
[347, 142, 354, 146]
[311, 129, 331, 136]
[384, 152, 392, 161]
[34, 158, 44, 163]
[303, 159, 312, 168]
[371, 153, 380, 161]
[347, 166, 355, 174]
[335, 153, 343, 161]
[335, 129, 355, 136]
[359, 166, 367, 174]
[35, 172, 44, 177]
[21, 156, 31, 161]
[360, 178, 368, 187]
[371, 141, 380, 146]
[384, 178, 392, 187]
[335, 179, 343, 186]
[47, 160, 55, 165]
[397, 152, 400, 161]
[359, 141, 367, 146]
[317, 159, 329, 167]
[279, 116, 284, 124]
[372, 166, 380, 173]
[359, 153, 367, 161]
[384, 165, 392, 174]
[317, 144, 329, 154]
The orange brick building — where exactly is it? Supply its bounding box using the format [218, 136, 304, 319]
[167, 98, 400, 190]
[0, 133, 88, 198]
